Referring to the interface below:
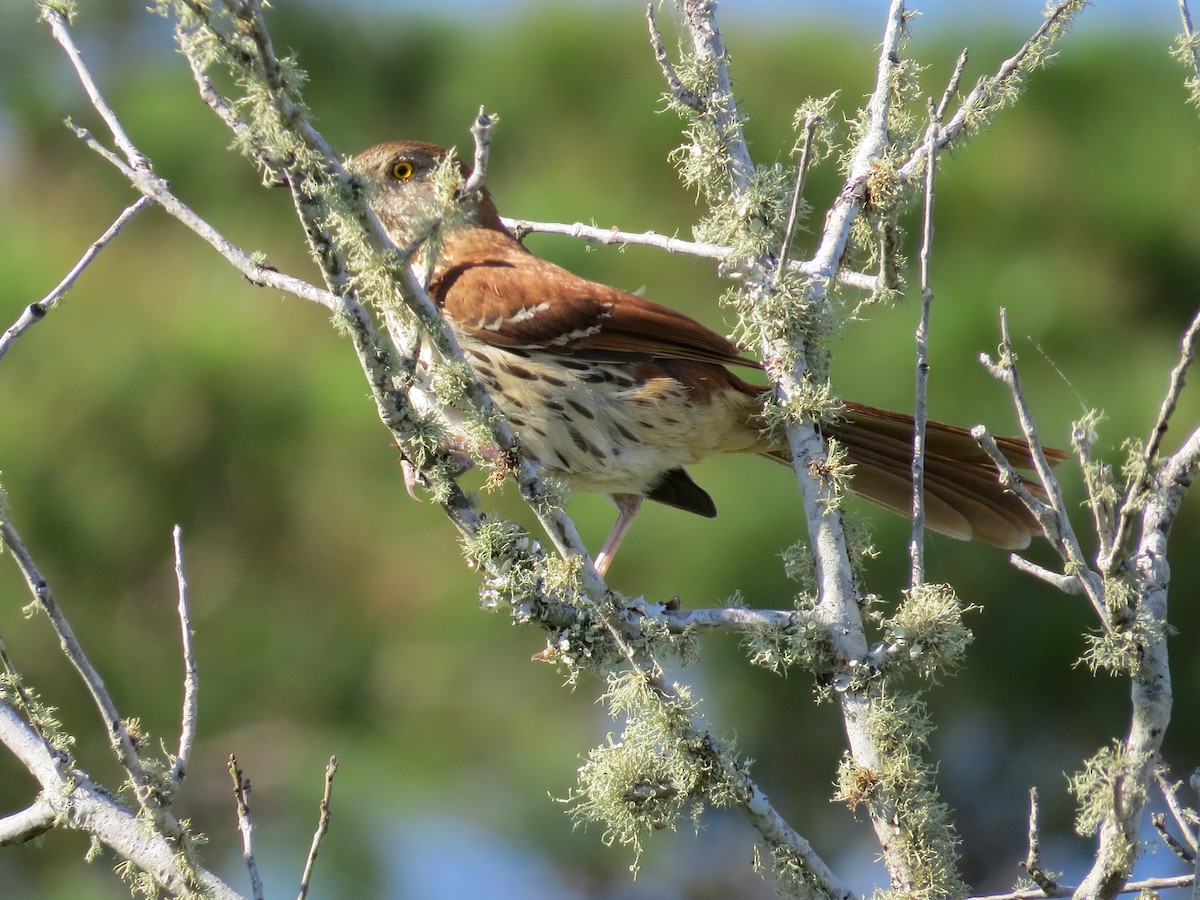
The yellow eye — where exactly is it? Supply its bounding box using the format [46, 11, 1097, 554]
[391, 159, 415, 181]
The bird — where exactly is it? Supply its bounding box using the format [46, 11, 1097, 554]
[351, 140, 1054, 576]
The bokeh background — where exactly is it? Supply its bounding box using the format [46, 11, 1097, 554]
[1, 1, 1199, 897]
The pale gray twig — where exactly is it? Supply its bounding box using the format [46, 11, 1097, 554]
[297, 757, 338, 900]
[459, 107, 494, 197]
[909, 50, 970, 585]
[0, 518, 181, 836]
[898, 1, 1088, 182]
[1020, 787, 1058, 893]
[503, 216, 877, 291]
[1104, 305, 1200, 575]
[0, 196, 151, 365]
[1157, 769, 1200, 855]
[70, 126, 343, 312]
[935, 49, 970, 122]
[167, 525, 198, 797]
[1179, 0, 1200, 77]
[42, 8, 149, 169]
[0, 700, 241, 897]
[646, 4, 703, 113]
[977, 309, 1109, 621]
[229, 755, 266, 900]
[910, 101, 939, 587]
[969, 874, 1194, 900]
[0, 796, 55, 846]
[1006, 555, 1085, 594]
[1154, 812, 1196, 863]
[774, 111, 822, 284]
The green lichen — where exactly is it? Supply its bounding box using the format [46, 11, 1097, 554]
[565, 671, 741, 875]
[881, 583, 977, 682]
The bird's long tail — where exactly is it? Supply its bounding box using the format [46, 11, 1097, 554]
[765, 401, 1063, 550]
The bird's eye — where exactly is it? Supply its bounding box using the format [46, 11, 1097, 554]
[391, 160, 415, 181]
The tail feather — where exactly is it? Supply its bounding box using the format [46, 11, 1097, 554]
[761, 401, 1063, 550]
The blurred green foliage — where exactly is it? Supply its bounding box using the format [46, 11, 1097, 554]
[0, 3, 1198, 898]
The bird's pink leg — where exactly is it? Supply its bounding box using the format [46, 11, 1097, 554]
[593, 493, 643, 577]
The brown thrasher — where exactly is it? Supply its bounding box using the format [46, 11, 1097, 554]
[352, 140, 1049, 575]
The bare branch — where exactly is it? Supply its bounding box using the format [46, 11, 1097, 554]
[70, 126, 343, 312]
[229, 755, 266, 900]
[976, 309, 1109, 619]
[910, 100, 939, 588]
[970, 874, 1194, 900]
[1006, 555, 1085, 594]
[1105, 305, 1200, 574]
[673, 0, 754, 192]
[646, 3, 703, 113]
[0, 699, 241, 897]
[505, 217, 733, 259]
[503, 216, 877, 291]
[899, 1, 1088, 182]
[41, 8, 149, 170]
[935, 49, 970, 122]
[1020, 787, 1059, 893]
[167, 526, 199, 797]
[297, 757, 338, 900]
[1158, 768, 1200, 855]
[0, 196, 151, 365]
[774, 110, 822, 284]
[0, 796, 55, 846]
[1178, 0, 1200, 80]
[1154, 812, 1196, 863]
[0, 517, 180, 836]
[459, 107, 495, 197]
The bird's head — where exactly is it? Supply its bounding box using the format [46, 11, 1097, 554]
[349, 140, 501, 244]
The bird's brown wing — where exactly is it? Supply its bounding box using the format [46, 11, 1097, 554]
[433, 237, 753, 367]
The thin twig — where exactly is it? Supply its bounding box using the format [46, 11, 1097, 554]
[297, 756, 338, 900]
[675, 0, 755, 192]
[0, 636, 65, 757]
[646, 3, 704, 113]
[42, 9, 149, 170]
[1153, 812, 1196, 863]
[910, 100, 939, 588]
[1157, 769, 1200, 855]
[1020, 787, 1059, 893]
[1072, 415, 1117, 566]
[774, 112, 822, 284]
[168, 526, 198, 796]
[72, 125, 343, 311]
[0, 196, 151, 365]
[1179, 0, 1200, 77]
[459, 107, 494, 197]
[907, 51, 969, 576]
[935, 49, 971, 122]
[0, 519, 178, 835]
[229, 755, 266, 900]
[976, 309, 1109, 619]
[898, 1, 1087, 182]
[1192, 771, 1200, 900]
[505, 217, 731, 259]
[0, 796, 56, 846]
[1105, 305, 1200, 575]
[504, 216, 878, 291]
[970, 874, 1194, 900]
[1006, 555, 1085, 594]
